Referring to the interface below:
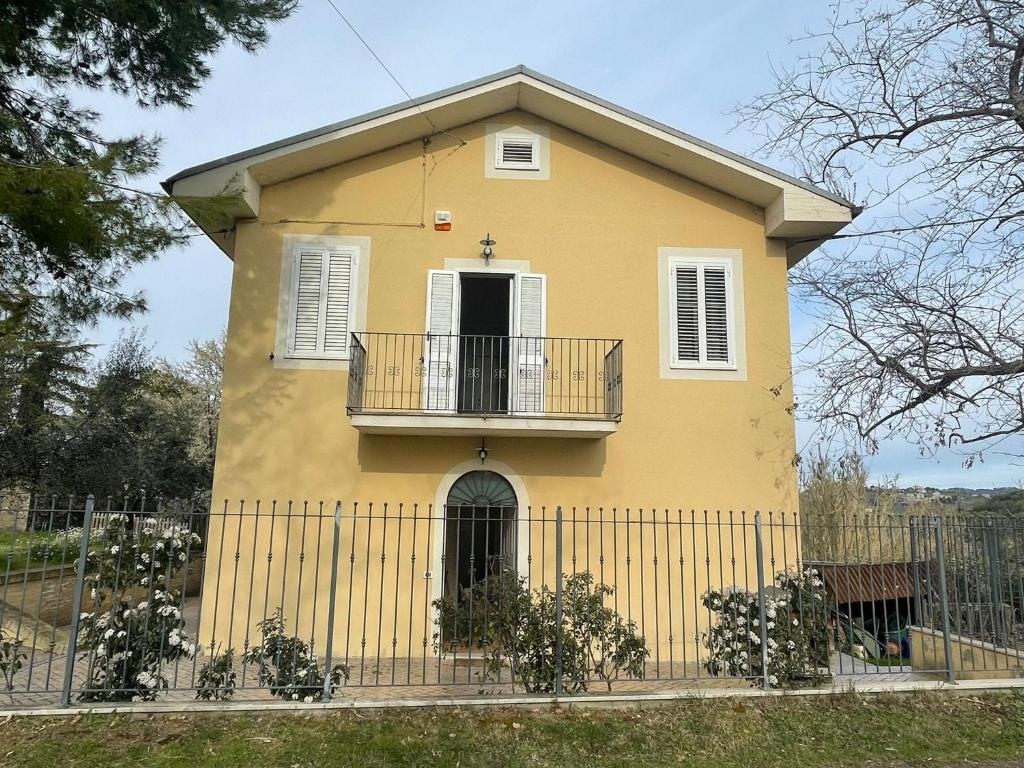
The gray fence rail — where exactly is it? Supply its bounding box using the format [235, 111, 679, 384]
[1, 496, 1022, 709]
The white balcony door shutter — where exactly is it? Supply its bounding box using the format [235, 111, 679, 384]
[289, 249, 325, 355]
[513, 273, 546, 414]
[424, 270, 458, 411]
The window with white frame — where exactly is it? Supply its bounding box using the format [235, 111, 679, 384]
[494, 133, 541, 171]
[286, 244, 359, 359]
[668, 256, 735, 369]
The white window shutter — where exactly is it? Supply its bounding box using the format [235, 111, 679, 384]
[672, 264, 700, 364]
[424, 270, 458, 411]
[513, 273, 546, 414]
[287, 245, 358, 360]
[669, 259, 735, 369]
[702, 264, 731, 364]
[289, 250, 325, 355]
[322, 250, 355, 356]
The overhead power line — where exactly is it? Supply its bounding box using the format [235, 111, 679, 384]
[321, 0, 466, 146]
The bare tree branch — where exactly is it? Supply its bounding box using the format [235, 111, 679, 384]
[741, 0, 1024, 464]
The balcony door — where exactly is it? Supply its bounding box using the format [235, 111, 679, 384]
[457, 274, 512, 414]
[424, 270, 547, 415]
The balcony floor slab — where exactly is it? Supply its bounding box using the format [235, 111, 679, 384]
[349, 413, 618, 438]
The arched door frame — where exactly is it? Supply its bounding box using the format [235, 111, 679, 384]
[430, 458, 531, 610]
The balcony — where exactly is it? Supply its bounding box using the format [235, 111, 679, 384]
[347, 333, 623, 438]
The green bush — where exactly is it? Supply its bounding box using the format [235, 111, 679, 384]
[196, 646, 237, 701]
[243, 610, 349, 703]
[433, 570, 648, 693]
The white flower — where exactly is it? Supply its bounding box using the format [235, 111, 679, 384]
[303, 696, 314, 704]
[787, 640, 796, 650]
[769, 674, 778, 685]
[110, 545, 120, 555]
[292, 693, 299, 700]
[792, 619, 799, 626]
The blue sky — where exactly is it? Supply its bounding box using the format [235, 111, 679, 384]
[83, 0, 1022, 488]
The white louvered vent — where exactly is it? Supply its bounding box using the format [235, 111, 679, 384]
[495, 133, 540, 170]
[502, 141, 534, 165]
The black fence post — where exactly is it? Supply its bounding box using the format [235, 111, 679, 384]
[554, 505, 564, 697]
[933, 516, 956, 684]
[754, 511, 771, 690]
[322, 501, 343, 702]
[60, 494, 94, 707]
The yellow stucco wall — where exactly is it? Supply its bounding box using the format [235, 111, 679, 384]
[213, 109, 797, 509]
[200, 110, 800, 672]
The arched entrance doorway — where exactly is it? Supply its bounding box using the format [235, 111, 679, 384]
[443, 470, 518, 600]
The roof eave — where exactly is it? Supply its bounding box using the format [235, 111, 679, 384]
[164, 66, 857, 264]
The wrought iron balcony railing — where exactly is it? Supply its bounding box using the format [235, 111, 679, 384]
[347, 332, 623, 420]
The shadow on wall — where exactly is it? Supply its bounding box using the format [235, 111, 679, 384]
[214, 308, 303, 484]
[356, 434, 607, 478]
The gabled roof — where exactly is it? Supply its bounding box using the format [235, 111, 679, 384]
[165, 65, 857, 264]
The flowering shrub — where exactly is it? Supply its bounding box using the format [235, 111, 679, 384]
[0, 628, 26, 696]
[78, 589, 198, 702]
[433, 570, 649, 693]
[702, 567, 829, 688]
[75, 514, 202, 701]
[196, 646, 237, 701]
[243, 611, 349, 703]
[84, 514, 200, 599]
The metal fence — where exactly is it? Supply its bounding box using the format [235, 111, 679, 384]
[347, 333, 624, 419]
[1, 497, 1022, 709]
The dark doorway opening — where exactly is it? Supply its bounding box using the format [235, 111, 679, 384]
[443, 470, 518, 602]
[458, 274, 511, 413]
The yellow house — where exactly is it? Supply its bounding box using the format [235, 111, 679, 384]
[166, 67, 854, 685]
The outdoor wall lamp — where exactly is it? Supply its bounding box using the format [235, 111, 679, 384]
[479, 233, 496, 262]
[478, 438, 489, 463]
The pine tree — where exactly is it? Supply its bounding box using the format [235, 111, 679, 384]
[0, 0, 297, 324]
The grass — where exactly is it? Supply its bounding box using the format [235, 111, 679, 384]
[2, 692, 1024, 767]
[0, 529, 81, 573]
[865, 655, 913, 667]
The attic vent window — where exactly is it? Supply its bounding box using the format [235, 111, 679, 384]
[495, 134, 540, 171]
